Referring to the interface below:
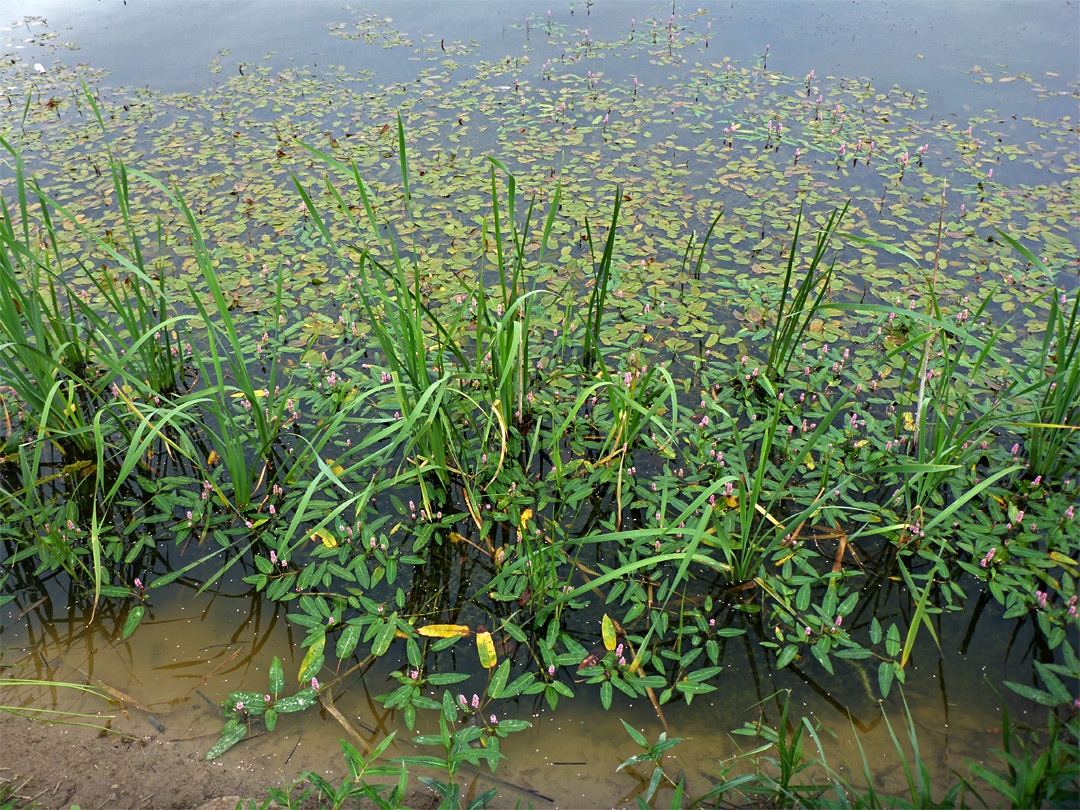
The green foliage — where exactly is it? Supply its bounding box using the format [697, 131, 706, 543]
[1, 34, 1078, 803]
[205, 657, 318, 760]
[616, 719, 686, 804]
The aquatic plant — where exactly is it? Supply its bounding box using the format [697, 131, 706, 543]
[1, 9, 1077, 804]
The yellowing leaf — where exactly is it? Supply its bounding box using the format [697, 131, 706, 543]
[207, 450, 221, 466]
[311, 528, 338, 548]
[1049, 551, 1078, 570]
[602, 614, 617, 651]
[903, 412, 916, 431]
[476, 630, 497, 669]
[299, 633, 325, 683]
[418, 624, 472, 638]
[519, 508, 533, 528]
[229, 389, 268, 398]
[725, 495, 739, 508]
[325, 458, 345, 475]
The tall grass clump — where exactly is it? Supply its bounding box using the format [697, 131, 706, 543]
[763, 204, 847, 386]
[0, 137, 102, 458]
[993, 232, 1080, 482]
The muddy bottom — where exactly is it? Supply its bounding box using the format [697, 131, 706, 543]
[0, 710, 311, 810]
[0, 570, 1036, 809]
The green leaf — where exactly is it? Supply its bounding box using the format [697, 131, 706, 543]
[204, 718, 247, 760]
[811, 643, 834, 675]
[264, 708, 278, 732]
[372, 616, 397, 657]
[647, 767, 663, 802]
[878, 662, 894, 699]
[335, 623, 362, 660]
[620, 719, 648, 749]
[776, 645, 798, 669]
[269, 657, 284, 695]
[500, 672, 536, 698]
[495, 719, 532, 733]
[1003, 681, 1059, 706]
[795, 583, 810, 611]
[274, 689, 317, 713]
[121, 605, 145, 640]
[885, 623, 901, 657]
[488, 659, 511, 699]
[426, 672, 470, 686]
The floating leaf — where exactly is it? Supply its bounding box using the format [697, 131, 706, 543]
[298, 633, 325, 683]
[372, 616, 397, 656]
[204, 718, 247, 760]
[269, 657, 284, 695]
[476, 629, 497, 669]
[274, 690, 317, 713]
[601, 614, 617, 651]
[335, 624, 362, 659]
[311, 528, 338, 548]
[418, 624, 472, 638]
[121, 605, 145, 640]
[488, 659, 511, 699]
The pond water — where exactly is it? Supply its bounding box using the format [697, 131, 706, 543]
[1, 1, 1077, 807]
[0, 552, 1056, 806]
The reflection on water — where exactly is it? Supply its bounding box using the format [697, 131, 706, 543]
[0, 566, 1048, 807]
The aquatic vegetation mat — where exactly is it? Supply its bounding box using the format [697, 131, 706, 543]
[1, 6, 1078, 807]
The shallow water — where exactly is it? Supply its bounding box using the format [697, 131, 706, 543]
[0, 555, 1052, 806]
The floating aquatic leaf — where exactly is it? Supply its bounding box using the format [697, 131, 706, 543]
[299, 634, 325, 683]
[418, 624, 472, 638]
[476, 628, 497, 669]
[121, 605, 145, 640]
[601, 614, 617, 651]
